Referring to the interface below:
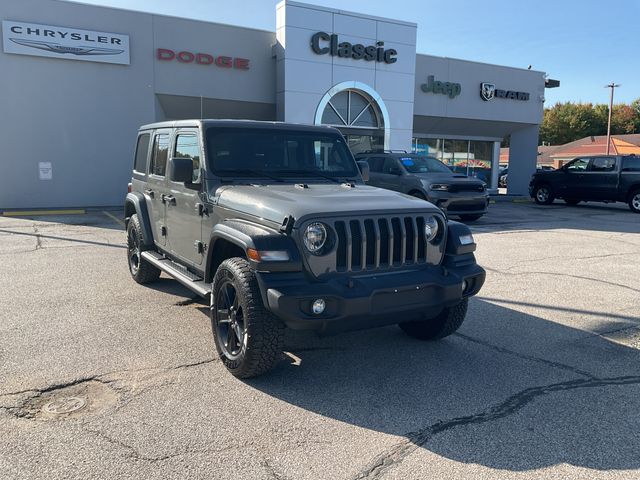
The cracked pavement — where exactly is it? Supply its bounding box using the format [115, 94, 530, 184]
[1, 202, 639, 479]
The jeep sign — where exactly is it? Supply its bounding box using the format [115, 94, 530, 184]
[2, 20, 130, 65]
[421, 75, 461, 98]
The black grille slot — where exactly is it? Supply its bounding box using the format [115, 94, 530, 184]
[378, 219, 390, 268]
[349, 220, 363, 270]
[416, 217, 426, 262]
[404, 217, 415, 263]
[390, 218, 402, 265]
[364, 219, 376, 268]
[335, 221, 347, 271]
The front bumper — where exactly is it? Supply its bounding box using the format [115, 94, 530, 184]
[430, 193, 490, 216]
[256, 260, 485, 335]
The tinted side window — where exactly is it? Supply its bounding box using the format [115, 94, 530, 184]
[175, 134, 201, 183]
[382, 158, 399, 174]
[622, 156, 640, 172]
[366, 157, 384, 173]
[150, 133, 170, 177]
[134, 133, 150, 173]
[590, 157, 616, 172]
[566, 158, 589, 172]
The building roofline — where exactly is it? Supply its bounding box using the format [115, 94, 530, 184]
[416, 52, 546, 75]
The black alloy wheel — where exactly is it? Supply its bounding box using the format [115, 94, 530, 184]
[213, 280, 246, 360]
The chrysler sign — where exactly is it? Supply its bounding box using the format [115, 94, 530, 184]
[2, 20, 130, 65]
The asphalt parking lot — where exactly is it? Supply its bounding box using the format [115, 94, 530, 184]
[1, 200, 639, 480]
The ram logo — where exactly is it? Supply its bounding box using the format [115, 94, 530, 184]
[9, 38, 124, 56]
[480, 82, 495, 101]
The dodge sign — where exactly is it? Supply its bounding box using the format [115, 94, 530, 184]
[2, 20, 130, 65]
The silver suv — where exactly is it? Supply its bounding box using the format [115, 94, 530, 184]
[356, 151, 489, 221]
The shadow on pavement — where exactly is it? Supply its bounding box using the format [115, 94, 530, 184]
[243, 299, 640, 474]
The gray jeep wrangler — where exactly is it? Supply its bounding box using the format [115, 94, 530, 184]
[125, 120, 485, 378]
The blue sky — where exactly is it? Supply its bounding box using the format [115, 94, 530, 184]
[76, 0, 639, 106]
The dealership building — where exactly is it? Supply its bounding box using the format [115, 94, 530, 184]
[0, 0, 551, 209]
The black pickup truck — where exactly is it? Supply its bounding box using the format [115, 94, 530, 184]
[529, 155, 640, 213]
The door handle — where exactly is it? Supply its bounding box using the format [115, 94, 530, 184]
[144, 189, 155, 198]
[161, 194, 176, 205]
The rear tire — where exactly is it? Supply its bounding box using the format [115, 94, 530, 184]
[533, 184, 555, 205]
[459, 214, 482, 221]
[564, 198, 581, 206]
[399, 299, 468, 340]
[211, 258, 285, 378]
[127, 214, 161, 284]
[629, 189, 640, 213]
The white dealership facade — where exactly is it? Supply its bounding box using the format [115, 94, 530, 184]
[0, 0, 549, 209]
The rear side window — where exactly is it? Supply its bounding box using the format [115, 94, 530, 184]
[622, 156, 640, 172]
[590, 157, 616, 172]
[133, 133, 150, 173]
[365, 157, 384, 173]
[150, 133, 170, 177]
[174, 134, 201, 183]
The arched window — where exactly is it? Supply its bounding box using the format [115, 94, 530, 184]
[320, 89, 383, 129]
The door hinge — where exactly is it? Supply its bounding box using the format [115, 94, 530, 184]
[161, 225, 167, 236]
[194, 241, 205, 254]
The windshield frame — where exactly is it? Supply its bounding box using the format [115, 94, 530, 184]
[205, 127, 361, 180]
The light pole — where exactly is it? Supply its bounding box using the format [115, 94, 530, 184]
[605, 82, 620, 155]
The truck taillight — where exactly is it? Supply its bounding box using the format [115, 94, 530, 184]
[127, 183, 132, 193]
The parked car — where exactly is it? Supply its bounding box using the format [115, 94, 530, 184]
[355, 151, 489, 221]
[529, 155, 640, 212]
[500, 165, 553, 189]
[125, 121, 486, 378]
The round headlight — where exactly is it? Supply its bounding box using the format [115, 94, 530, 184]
[424, 216, 439, 242]
[303, 222, 327, 253]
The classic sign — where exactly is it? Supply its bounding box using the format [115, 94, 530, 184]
[421, 75, 461, 98]
[310, 32, 397, 64]
[480, 82, 529, 101]
[2, 20, 130, 65]
[157, 48, 249, 70]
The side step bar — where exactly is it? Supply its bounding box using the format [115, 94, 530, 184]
[141, 251, 211, 298]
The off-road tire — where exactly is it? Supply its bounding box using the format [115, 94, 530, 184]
[399, 298, 468, 340]
[628, 189, 640, 214]
[127, 214, 161, 284]
[533, 184, 555, 205]
[564, 198, 581, 206]
[459, 214, 482, 221]
[211, 258, 284, 378]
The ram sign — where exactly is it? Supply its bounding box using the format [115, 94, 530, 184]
[2, 20, 130, 65]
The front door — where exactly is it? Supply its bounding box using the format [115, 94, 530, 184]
[146, 130, 171, 247]
[561, 157, 590, 198]
[165, 130, 204, 266]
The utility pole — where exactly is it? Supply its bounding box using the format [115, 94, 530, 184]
[605, 82, 620, 155]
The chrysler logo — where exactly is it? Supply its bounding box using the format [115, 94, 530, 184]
[9, 38, 124, 56]
[480, 82, 495, 101]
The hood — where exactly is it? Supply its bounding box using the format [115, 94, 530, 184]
[216, 183, 440, 225]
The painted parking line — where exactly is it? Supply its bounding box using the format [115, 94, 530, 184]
[103, 211, 125, 228]
[1, 209, 85, 216]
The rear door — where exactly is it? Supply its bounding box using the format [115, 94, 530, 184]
[365, 156, 385, 187]
[165, 129, 204, 266]
[146, 130, 171, 247]
[377, 157, 404, 191]
[583, 156, 618, 200]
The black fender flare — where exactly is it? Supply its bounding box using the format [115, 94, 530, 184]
[124, 192, 154, 248]
[204, 219, 302, 282]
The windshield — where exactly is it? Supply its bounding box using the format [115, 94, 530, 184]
[206, 128, 359, 179]
[399, 156, 452, 174]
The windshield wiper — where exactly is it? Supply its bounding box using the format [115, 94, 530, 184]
[274, 169, 352, 184]
[217, 169, 285, 182]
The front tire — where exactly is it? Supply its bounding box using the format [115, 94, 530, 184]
[399, 299, 468, 340]
[126, 214, 161, 284]
[629, 189, 640, 213]
[211, 258, 284, 378]
[533, 184, 555, 205]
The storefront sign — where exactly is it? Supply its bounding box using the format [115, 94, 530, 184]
[480, 82, 529, 101]
[2, 20, 130, 65]
[310, 32, 397, 64]
[421, 75, 461, 98]
[156, 48, 249, 70]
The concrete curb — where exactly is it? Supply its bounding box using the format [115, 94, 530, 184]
[489, 196, 532, 204]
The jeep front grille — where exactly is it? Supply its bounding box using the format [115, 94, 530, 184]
[333, 216, 432, 272]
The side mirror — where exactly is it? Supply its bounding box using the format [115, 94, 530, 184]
[170, 157, 194, 183]
[357, 161, 370, 182]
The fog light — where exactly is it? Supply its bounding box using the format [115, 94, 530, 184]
[462, 280, 468, 292]
[312, 298, 326, 315]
